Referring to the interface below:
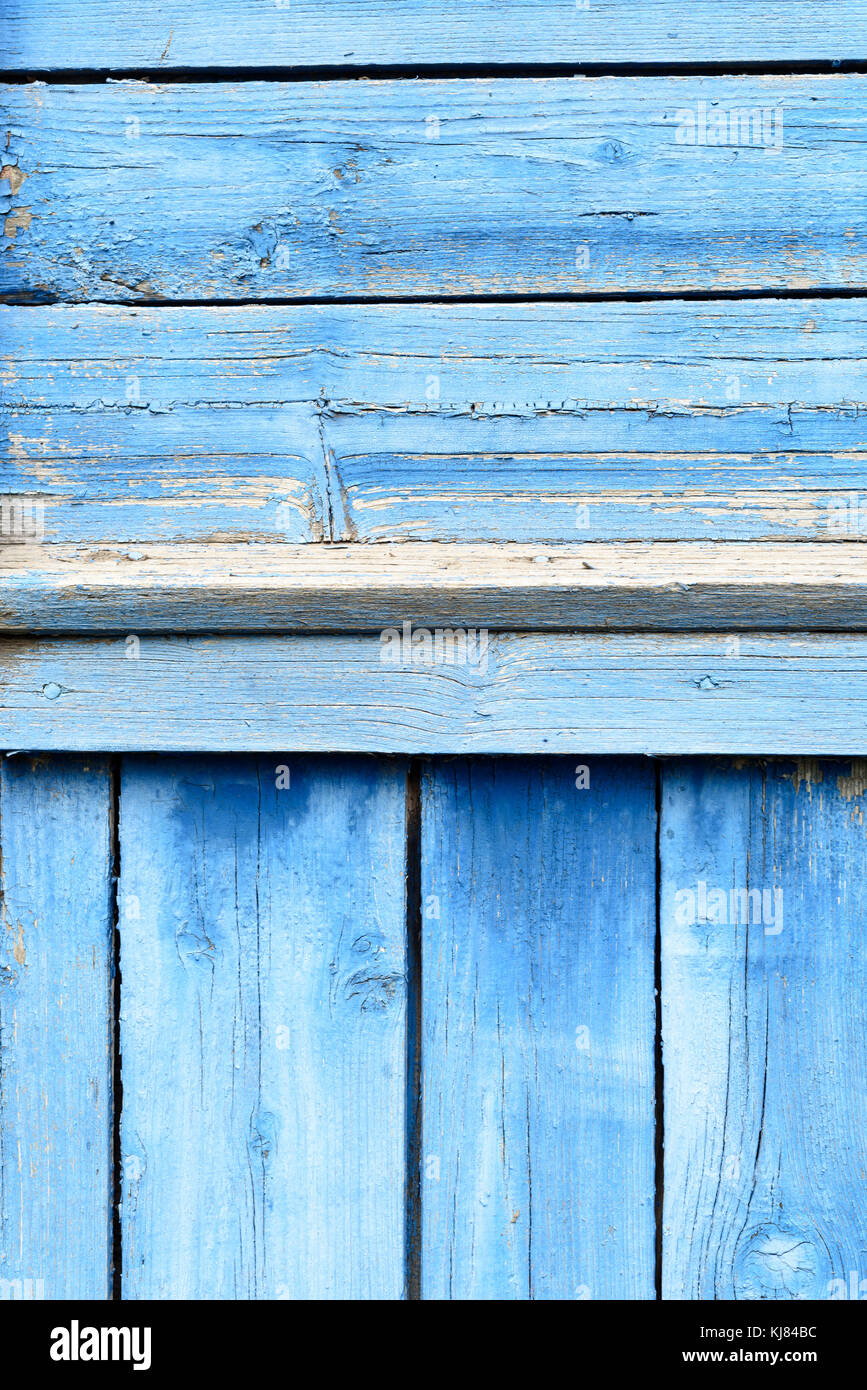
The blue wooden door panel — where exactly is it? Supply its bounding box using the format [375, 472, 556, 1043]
[7, 1, 867, 69]
[0, 754, 113, 1301]
[420, 758, 657, 1299]
[3, 79, 865, 302]
[661, 758, 867, 1299]
[118, 755, 408, 1299]
[4, 752, 867, 1298]
[5, 300, 867, 550]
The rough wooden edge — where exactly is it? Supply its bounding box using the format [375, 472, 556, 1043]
[2, 542, 867, 633]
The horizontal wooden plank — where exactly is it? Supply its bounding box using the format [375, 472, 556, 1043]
[5, 300, 867, 547]
[3, 78, 865, 300]
[5, 1, 866, 69]
[5, 634, 867, 753]
[3, 541, 867, 632]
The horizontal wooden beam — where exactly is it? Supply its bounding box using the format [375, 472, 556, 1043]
[4, 633, 867, 753]
[2, 541, 867, 632]
[5, 2, 865, 70]
[5, 300, 867, 547]
[3, 78, 864, 301]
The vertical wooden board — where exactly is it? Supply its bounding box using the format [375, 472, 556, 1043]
[0, 754, 113, 1301]
[119, 754, 407, 1300]
[421, 757, 656, 1300]
[661, 759, 867, 1300]
[8, 299, 867, 549]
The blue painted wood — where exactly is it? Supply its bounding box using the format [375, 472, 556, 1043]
[4, 300, 866, 546]
[119, 755, 408, 1299]
[3, 79, 864, 301]
[0, 754, 113, 1300]
[661, 758, 867, 1299]
[4, 0, 866, 1309]
[5, 1, 866, 69]
[421, 757, 656, 1299]
[6, 542, 866, 633]
[7, 635, 867, 755]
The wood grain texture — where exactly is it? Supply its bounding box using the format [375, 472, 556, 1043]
[119, 754, 408, 1299]
[661, 759, 867, 1299]
[0, 754, 113, 1299]
[5, 1, 866, 69]
[421, 757, 656, 1299]
[6, 634, 867, 754]
[3, 78, 864, 302]
[5, 299, 867, 547]
[5, 541, 867, 633]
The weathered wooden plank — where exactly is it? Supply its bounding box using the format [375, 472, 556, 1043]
[119, 754, 407, 1299]
[4, 541, 867, 633]
[10, 300, 864, 412]
[5, 1, 866, 70]
[3, 79, 864, 301]
[5, 300, 867, 547]
[421, 757, 656, 1299]
[5, 634, 867, 754]
[661, 758, 867, 1299]
[0, 753, 113, 1300]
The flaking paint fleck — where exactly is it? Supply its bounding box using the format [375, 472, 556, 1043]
[784, 758, 824, 795]
[836, 760, 867, 802]
[4, 207, 32, 240]
[1, 165, 27, 196]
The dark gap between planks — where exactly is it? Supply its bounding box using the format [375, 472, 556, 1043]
[3, 59, 867, 83]
[6, 288, 867, 309]
[654, 761, 664, 1300]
